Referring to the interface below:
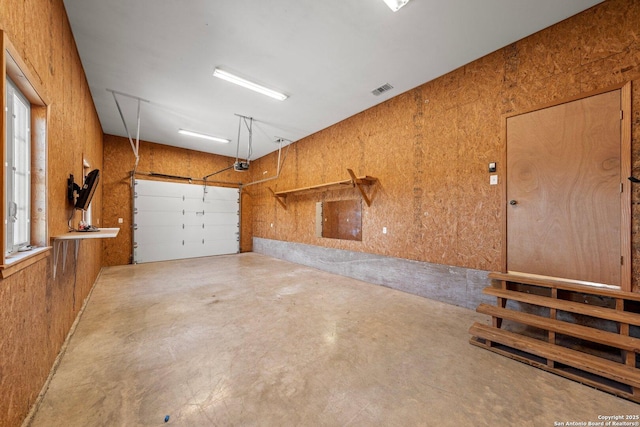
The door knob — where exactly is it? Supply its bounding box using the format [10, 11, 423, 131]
[509, 200, 518, 205]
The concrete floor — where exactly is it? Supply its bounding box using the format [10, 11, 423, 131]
[28, 253, 638, 426]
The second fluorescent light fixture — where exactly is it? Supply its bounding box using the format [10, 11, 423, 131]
[382, 0, 411, 12]
[213, 68, 288, 101]
[178, 129, 230, 143]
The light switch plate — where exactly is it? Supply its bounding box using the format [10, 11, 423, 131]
[490, 175, 498, 185]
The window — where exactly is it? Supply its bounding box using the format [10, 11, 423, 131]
[1, 31, 49, 277]
[5, 77, 31, 255]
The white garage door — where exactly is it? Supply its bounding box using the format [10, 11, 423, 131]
[133, 179, 239, 263]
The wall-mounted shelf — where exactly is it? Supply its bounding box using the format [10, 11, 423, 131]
[270, 169, 378, 209]
[51, 228, 119, 278]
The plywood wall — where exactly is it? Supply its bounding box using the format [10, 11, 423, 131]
[102, 135, 247, 266]
[247, 0, 640, 289]
[0, 1, 105, 426]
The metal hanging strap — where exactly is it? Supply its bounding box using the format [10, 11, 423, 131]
[234, 114, 253, 167]
[109, 89, 149, 168]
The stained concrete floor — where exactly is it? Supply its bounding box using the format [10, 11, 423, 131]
[28, 253, 639, 426]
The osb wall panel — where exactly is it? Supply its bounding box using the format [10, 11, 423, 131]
[248, 0, 640, 289]
[1, 1, 105, 426]
[102, 135, 246, 266]
[0, 260, 49, 427]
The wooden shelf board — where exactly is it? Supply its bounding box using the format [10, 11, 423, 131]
[52, 227, 120, 240]
[51, 228, 120, 278]
[489, 271, 640, 302]
[271, 169, 378, 209]
[476, 303, 640, 351]
[483, 287, 640, 326]
[470, 322, 640, 389]
[469, 336, 637, 402]
[274, 175, 377, 197]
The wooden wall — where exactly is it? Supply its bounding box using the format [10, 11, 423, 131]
[102, 135, 247, 266]
[1, 1, 634, 426]
[247, 0, 640, 289]
[0, 1, 104, 426]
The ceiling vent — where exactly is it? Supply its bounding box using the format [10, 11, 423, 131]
[371, 83, 394, 96]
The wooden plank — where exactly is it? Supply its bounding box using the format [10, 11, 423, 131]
[483, 287, 640, 326]
[477, 304, 640, 352]
[494, 282, 507, 329]
[273, 171, 377, 198]
[616, 298, 635, 366]
[274, 178, 354, 196]
[469, 336, 637, 402]
[488, 272, 640, 302]
[469, 323, 640, 389]
[548, 288, 558, 368]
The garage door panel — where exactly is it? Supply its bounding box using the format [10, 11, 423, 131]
[136, 180, 184, 198]
[134, 180, 239, 263]
[134, 244, 186, 264]
[135, 226, 184, 244]
[135, 210, 184, 227]
[181, 213, 238, 227]
[136, 195, 183, 212]
[201, 212, 239, 226]
[183, 226, 238, 240]
[201, 199, 239, 212]
[181, 239, 238, 258]
[183, 198, 206, 211]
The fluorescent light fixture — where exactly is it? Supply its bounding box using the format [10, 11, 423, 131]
[382, 0, 411, 12]
[213, 68, 288, 101]
[178, 129, 230, 143]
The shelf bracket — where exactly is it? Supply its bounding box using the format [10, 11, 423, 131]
[347, 169, 377, 207]
[51, 228, 120, 279]
[52, 239, 81, 279]
[269, 187, 287, 210]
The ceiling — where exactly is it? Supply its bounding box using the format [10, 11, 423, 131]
[63, 0, 603, 161]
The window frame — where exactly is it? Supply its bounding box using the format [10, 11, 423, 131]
[1, 30, 49, 277]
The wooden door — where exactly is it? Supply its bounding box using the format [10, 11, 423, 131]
[506, 89, 623, 286]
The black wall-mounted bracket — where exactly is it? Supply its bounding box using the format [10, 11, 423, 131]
[67, 174, 80, 203]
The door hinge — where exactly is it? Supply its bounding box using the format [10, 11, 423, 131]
[621, 256, 624, 265]
[621, 183, 624, 193]
[620, 110, 624, 120]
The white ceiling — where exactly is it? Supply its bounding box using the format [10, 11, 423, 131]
[63, 0, 603, 160]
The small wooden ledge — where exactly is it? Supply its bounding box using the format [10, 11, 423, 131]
[51, 228, 120, 278]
